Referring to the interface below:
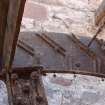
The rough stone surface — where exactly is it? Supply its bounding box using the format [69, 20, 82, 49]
[43, 74, 105, 105]
[23, 2, 47, 21]
[21, 0, 103, 38]
[0, 81, 8, 105]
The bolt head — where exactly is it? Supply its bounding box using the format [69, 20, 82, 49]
[30, 72, 39, 80]
[53, 74, 56, 78]
[11, 73, 18, 80]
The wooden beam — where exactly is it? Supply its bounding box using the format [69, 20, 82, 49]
[95, 0, 105, 25]
[12, 66, 105, 78]
[0, 65, 105, 81]
[3, 0, 26, 71]
[43, 69, 105, 78]
[0, 0, 9, 69]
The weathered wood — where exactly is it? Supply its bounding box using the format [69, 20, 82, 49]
[95, 0, 105, 25]
[0, 65, 105, 81]
[1, 1, 26, 104]
[12, 66, 43, 79]
[3, 0, 26, 71]
[0, 0, 9, 69]
[6, 73, 13, 105]
[12, 66, 105, 78]
[42, 69, 105, 78]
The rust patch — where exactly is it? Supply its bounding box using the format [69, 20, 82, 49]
[50, 77, 72, 87]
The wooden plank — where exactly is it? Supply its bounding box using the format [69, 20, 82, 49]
[95, 0, 105, 25]
[42, 69, 105, 78]
[0, 65, 105, 80]
[0, 0, 9, 69]
[3, 0, 26, 71]
[12, 66, 105, 78]
[6, 73, 13, 105]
